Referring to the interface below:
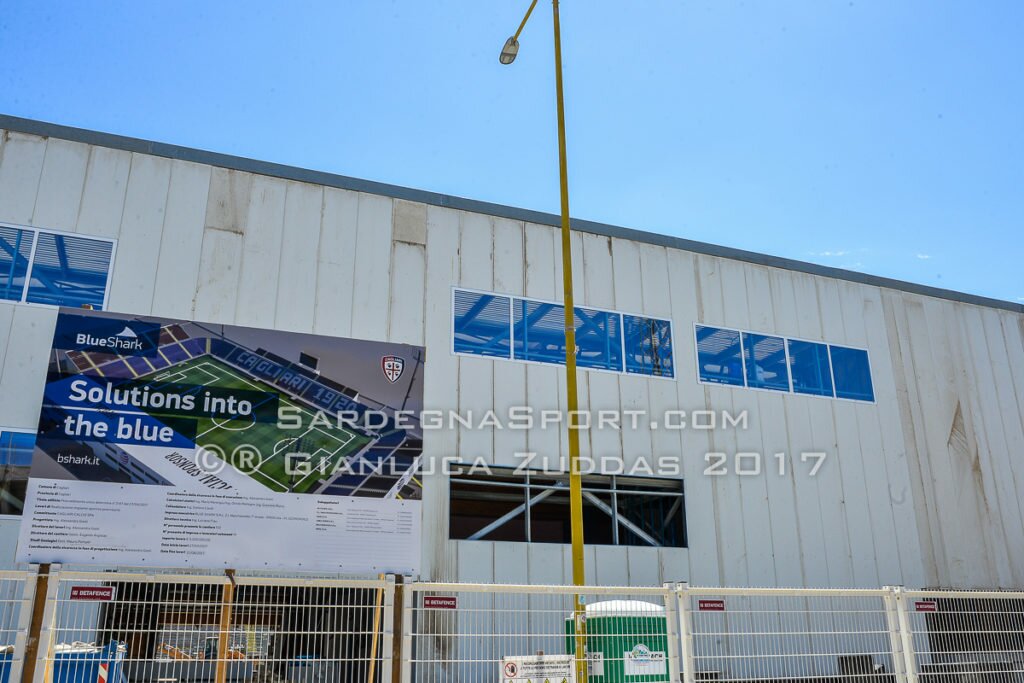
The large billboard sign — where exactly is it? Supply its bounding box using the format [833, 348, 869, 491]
[17, 309, 424, 574]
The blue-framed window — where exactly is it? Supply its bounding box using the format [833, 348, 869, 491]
[0, 430, 34, 516]
[0, 226, 32, 302]
[513, 300, 625, 372]
[453, 289, 671, 378]
[572, 306, 623, 372]
[624, 315, 673, 378]
[25, 232, 114, 308]
[830, 345, 874, 401]
[742, 332, 789, 392]
[453, 290, 511, 358]
[513, 298, 566, 365]
[0, 224, 115, 309]
[696, 325, 744, 386]
[694, 324, 874, 402]
[788, 339, 834, 397]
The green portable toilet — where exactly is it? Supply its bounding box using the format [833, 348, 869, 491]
[565, 600, 672, 683]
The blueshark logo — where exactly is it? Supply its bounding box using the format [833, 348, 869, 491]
[54, 313, 161, 356]
[75, 326, 143, 351]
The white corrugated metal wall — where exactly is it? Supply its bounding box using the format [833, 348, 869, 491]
[0, 127, 1022, 590]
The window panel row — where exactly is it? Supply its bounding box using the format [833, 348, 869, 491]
[0, 225, 115, 309]
[514, 299, 625, 372]
[454, 289, 673, 377]
[696, 324, 874, 402]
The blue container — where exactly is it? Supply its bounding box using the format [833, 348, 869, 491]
[52, 641, 126, 683]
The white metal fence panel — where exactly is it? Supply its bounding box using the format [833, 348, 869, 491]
[403, 582, 678, 683]
[901, 589, 1024, 683]
[42, 571, 393, 683]
[4, 570, 1022, 683]
[0, 570, 37, 683]
[683, 586, 898, 683]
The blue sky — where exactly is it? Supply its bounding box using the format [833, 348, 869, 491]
[2, 1, 1021, 303]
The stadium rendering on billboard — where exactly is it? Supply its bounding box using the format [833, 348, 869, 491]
[16, 308, 424, 574]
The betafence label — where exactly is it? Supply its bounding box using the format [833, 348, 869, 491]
[502, 654, 575, 683]
[16, 308, 425, 575]
[69, 586, 115, 601]
[915, 600, 938, 612]
[424, 596, 458, 609]
[698, 599, 726, 611]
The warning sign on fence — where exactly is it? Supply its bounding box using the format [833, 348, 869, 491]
[501, 654, 575, 683]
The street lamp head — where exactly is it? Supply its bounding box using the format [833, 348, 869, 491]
[499, 36, 520, 64]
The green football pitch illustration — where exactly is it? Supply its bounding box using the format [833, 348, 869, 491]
[143, 355, 369, 494]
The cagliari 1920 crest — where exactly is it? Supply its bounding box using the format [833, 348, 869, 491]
[381, 355, 405, 383]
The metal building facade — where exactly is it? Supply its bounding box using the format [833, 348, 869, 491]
[0, 116, 1022, 591]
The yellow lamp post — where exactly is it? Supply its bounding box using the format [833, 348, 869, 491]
[500, 2, 588, 680]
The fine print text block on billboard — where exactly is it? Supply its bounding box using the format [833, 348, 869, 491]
[17, 308, 425, 574]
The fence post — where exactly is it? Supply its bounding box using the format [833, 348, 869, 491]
[19, 564, 47, 683]
[398, 576, 411, 683]
[662, 583, 682, 683]
[26, 564, 59, 683]
[676, 583, 696, 683]
[378, 574, 396, 683]
[882, 587, 909, 683]
[214, 569, 236, 683]
[891, 587, 920, 683]
[11, 567, 39, 683]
